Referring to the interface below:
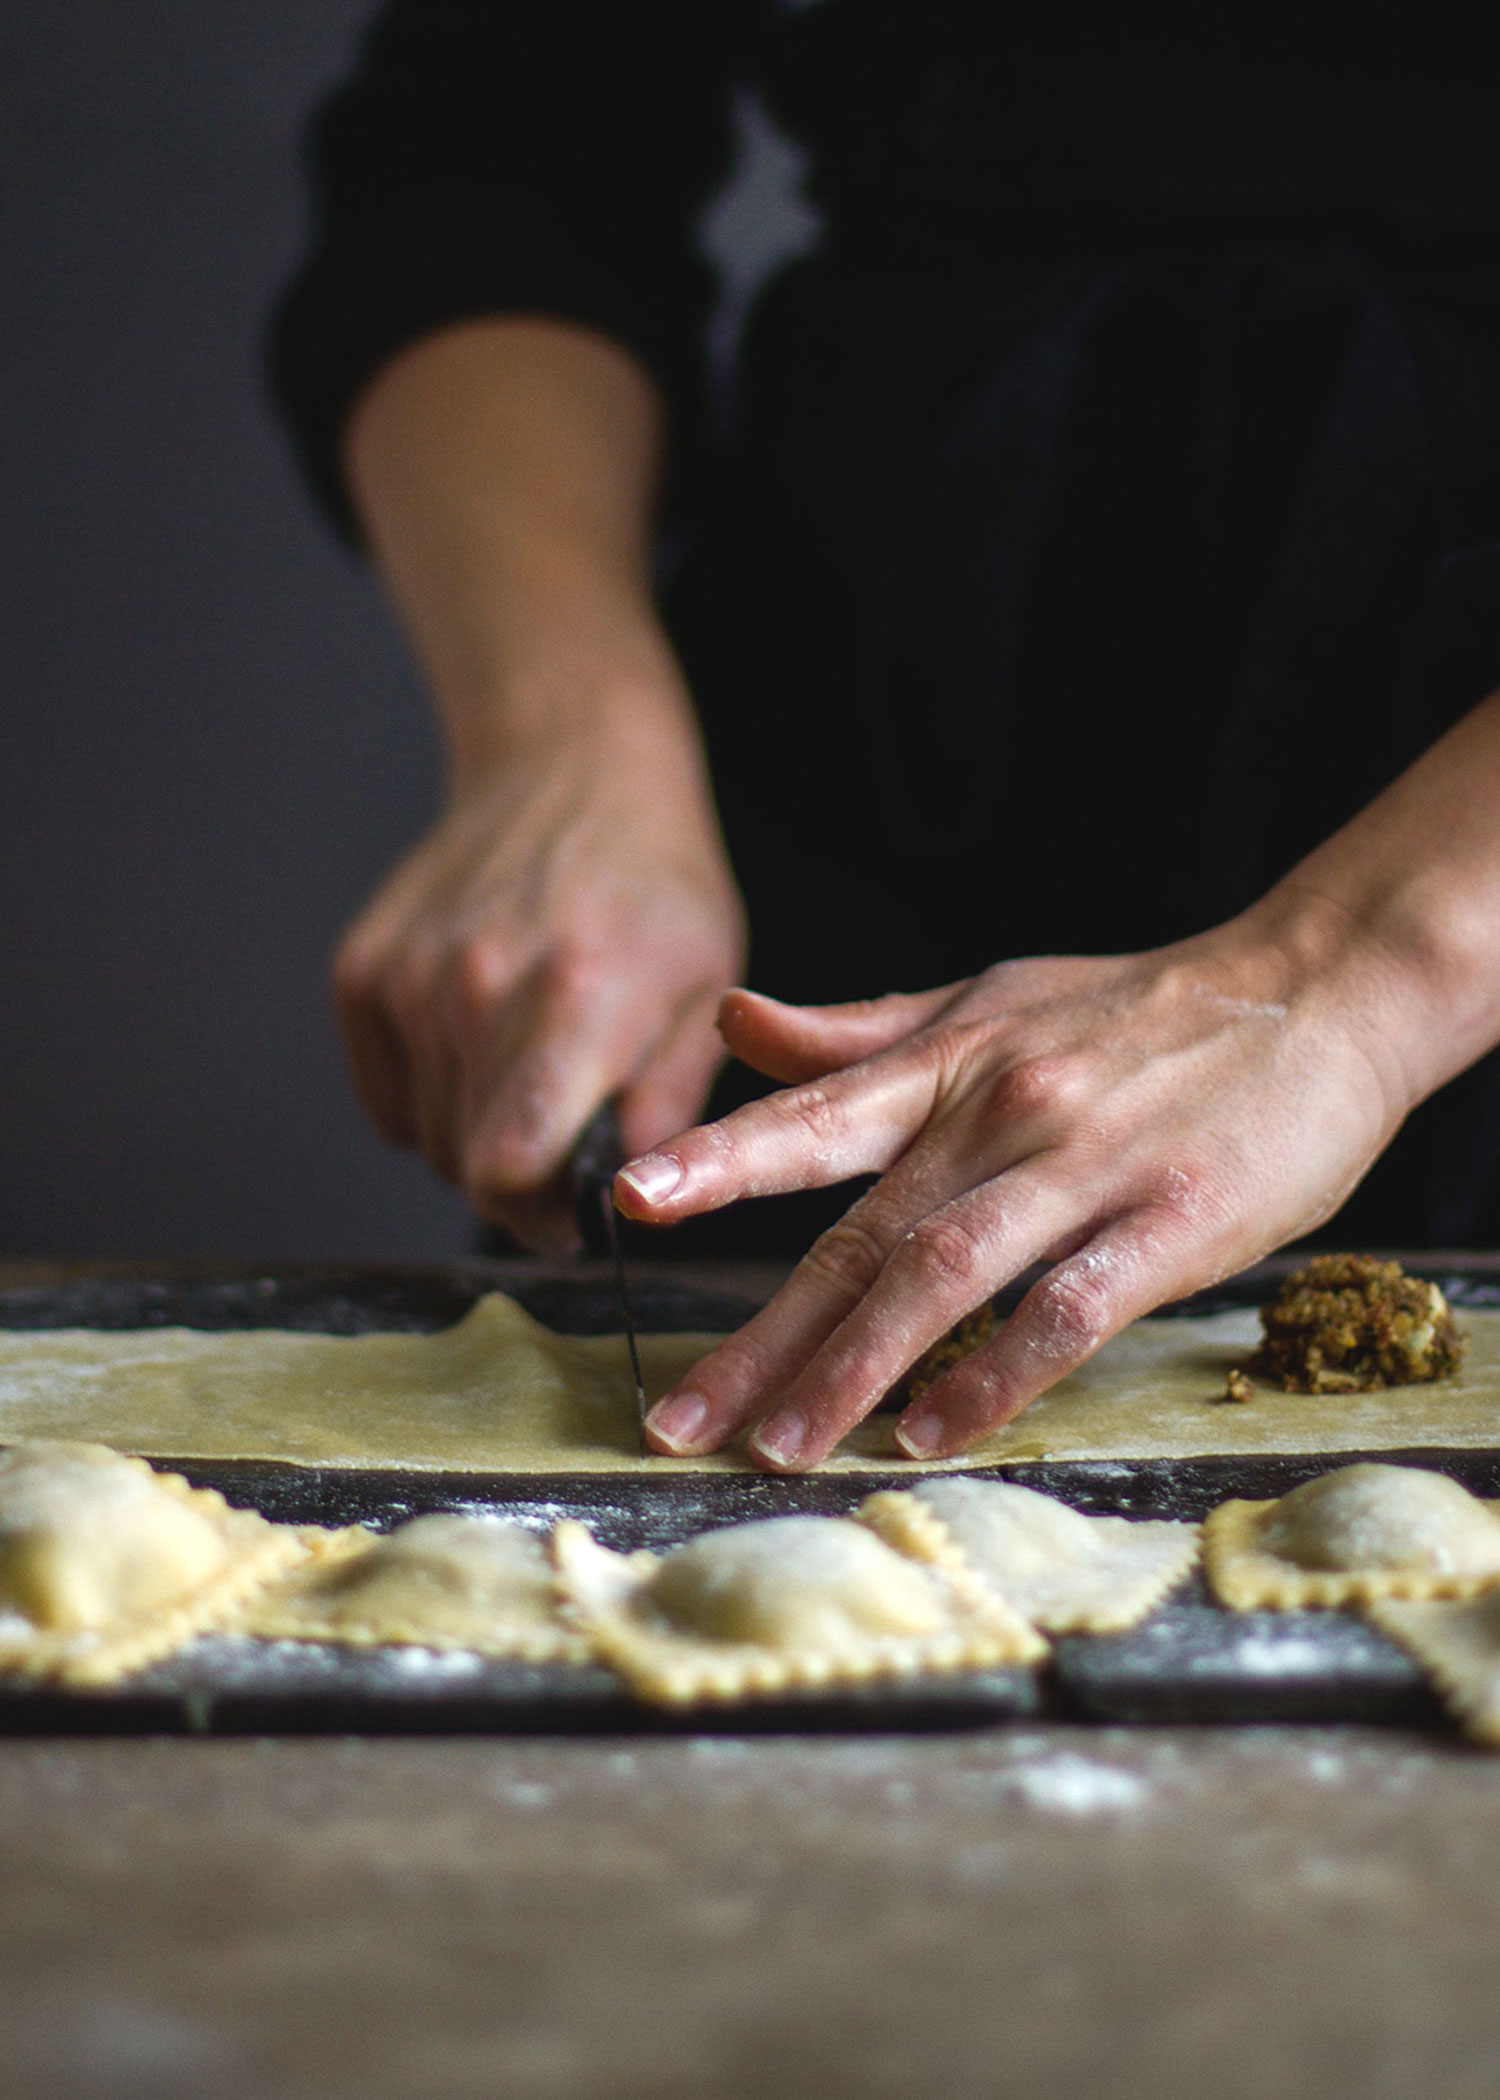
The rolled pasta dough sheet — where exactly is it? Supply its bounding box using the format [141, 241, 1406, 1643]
[971, 1308, 1500, 1464]
[0, 1297, 1497, 1475]
[0, 1296, 738, 1474]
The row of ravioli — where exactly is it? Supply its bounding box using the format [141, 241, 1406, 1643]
[3, 1440, 1500, 1736]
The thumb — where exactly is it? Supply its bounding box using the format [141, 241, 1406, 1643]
[717, 984, 962, 1083]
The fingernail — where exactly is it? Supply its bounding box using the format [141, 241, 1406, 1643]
[750, 1409, 808, 1468]
[616, 1154, 684, 1207]
[895, 1411, 944, 1458]
[645, 1391, 709, 1451]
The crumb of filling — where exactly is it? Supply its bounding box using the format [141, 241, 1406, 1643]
[1249, 1254, 1465, 1395]
[901, 1303, 999, 1403]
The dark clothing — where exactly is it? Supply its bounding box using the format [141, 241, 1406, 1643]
[273, 2, 1500, 1250]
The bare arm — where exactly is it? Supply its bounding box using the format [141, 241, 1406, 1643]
[622, 688, 1500, 1467]
[336, 316, 745, 1246]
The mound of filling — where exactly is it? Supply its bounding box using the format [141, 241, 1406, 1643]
[1249, 1255, 1465, 1395]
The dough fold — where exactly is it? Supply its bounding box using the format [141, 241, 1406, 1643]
[858, 1478, 1199, 1632]
[239, 1511, 591, 1661]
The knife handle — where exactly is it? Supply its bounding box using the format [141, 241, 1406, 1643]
[570, 1100, 627, 1257]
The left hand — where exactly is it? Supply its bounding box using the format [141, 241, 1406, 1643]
[615, 894, 1426, 1468]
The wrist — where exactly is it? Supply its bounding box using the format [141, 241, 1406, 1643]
[1239, 686, 1500, 1107]
[443, 664, 697, 786]
[1239, 867, 1500, 1113]
[430, 532, 667, 754]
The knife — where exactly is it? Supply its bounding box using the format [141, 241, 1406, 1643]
[570, 1100, 649, 1453]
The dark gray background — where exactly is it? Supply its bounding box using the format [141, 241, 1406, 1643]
[0, 5, 810, 1259]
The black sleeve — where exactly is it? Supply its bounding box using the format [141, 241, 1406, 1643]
[269, 0, 758, 540]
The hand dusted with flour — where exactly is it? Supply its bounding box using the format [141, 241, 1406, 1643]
[624, 684, 1500, 1470]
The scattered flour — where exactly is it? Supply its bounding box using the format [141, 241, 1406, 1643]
[1006, 1754, 1150, 1816]
[376, 1644, 485, 1680]
[1227, 1636, 1330, 1678]
[492, 1779, 555, 1809]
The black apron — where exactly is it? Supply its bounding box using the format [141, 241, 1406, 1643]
[660, 229, 1500, 1255]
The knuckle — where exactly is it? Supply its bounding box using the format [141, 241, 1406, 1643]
[989, 1053, 1083, 1125]
[1144, 1160, 1235, 1241]
[895, 1213, 988, 1295]
[783, 1082, 843, 1144]
[803, 1215, 890, 1301]
[449, 937, 510, 1025]
[1031, 1262, 1115, 1357]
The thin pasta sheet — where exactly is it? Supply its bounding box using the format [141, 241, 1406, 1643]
[0, 1439, 336, 1685]
[6, 1298, 1500, 1473]
[553, 1513, 1045, 1705]
[1204, 1462, 1500, 1610]
[240, 1511, 590, 1662]
[858, 1478, 1200, 1632]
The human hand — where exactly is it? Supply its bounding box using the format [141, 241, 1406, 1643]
[619, 898, 1426, 1466]
[333, 724, 745, 1250]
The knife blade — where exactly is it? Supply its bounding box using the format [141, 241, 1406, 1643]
[570, 1100, 649, 1453]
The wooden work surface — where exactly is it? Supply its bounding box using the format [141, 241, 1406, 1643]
[4, 1257, 1500, 2097]
[3, 1727, 1500, 2098]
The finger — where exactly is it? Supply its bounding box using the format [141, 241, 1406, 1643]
[331, 942, 420, 1149]
[460, 954, 683, 1205]
[614, 1049, 944, 1224]
[642, 1118, 1053, 1457]
[717, 985, 961, 1084]
[346, 941, 467, 1183]
[617, 985, 727, 1159]
[478, 1170, 585, 1257]
[892, 1207, 1199, 1458]
[398, 984, 467, 1186]
[481, 983, 727, 1252]
[742, 1168, 1090, 1471]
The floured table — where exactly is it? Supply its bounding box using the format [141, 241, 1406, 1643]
[6, 1260, 1500, 2100]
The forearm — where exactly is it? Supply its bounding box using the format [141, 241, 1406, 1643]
[343, 314, 705, 792]
[334, 314, 744, 1227]
[1254, 687, 1500, 1106]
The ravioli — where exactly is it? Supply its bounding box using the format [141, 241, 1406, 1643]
[241, 1511, 591, 1661]
[1204, 1463, 1500, 1610]
[858, 1478, 1199, 1632]
[553, 1513, 1045, 1705]
[1365, 1593, 1500, 1744]
[0, 1439, 331, 1684]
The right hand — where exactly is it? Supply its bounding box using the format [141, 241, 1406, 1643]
[332, 711, 746, 1251]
